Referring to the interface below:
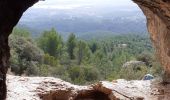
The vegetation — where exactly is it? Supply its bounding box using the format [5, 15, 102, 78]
[9, 28, 162, 84]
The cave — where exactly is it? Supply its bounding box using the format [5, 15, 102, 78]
[0, 0, 170, 100]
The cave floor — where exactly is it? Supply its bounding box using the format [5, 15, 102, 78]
[6, 75, 170, 100]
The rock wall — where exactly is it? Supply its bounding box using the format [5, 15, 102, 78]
[0, 0, 38, 99]
[133, 0, 170, 82]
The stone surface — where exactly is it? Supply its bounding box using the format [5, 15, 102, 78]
[133, 0, 170, 81]
[5, 75, 147, 100]
[7, 75, 114, 100]
[7, 75, 170, 100]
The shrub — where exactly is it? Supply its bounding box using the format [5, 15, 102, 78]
[119, 65, 148, 80]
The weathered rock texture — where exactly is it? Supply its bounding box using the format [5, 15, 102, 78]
[133, 0, 170, 81]
[6, 75, 152, 100]
[0, 0, 38, 99]
[8, 75, 170, 100]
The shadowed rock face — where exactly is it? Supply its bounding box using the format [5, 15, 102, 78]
[0, 0, 38, 99]
[0, 0, 170, 99]
[133, 0, 170, 82]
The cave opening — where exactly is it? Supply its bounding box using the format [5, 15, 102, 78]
[0, 0, 170, 100]
[9, 0, 158, 99]
[14, 0, 159, 84]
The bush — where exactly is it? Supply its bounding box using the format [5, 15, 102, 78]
[39, 64, 50, 76]
[25, 61, 40, 76]
[84, 66, 99, 82]
[119, 65, 148, 80]
[9, 31, 44, 75]
[136, 52, 153, 66]
[43, 54, 59, 66]
[68, 66, 100, 84]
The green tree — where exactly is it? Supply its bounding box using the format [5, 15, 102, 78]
[68, 66, 85, 84]
[67, 33, 76, 60]
[89, 42, 98, 53]
[12, 28, 30, 37]
[9, 30, 44, 75]
[83, 66, 99, 82]
[43, 54, 59, 66]
[76, 40, 91, 65]
[37, 28, 63, 58]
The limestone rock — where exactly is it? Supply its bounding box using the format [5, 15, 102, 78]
[7, 75, 169, 100]
[133, 0, 170, 81]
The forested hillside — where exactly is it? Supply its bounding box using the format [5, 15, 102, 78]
[9, 28, 162, 85]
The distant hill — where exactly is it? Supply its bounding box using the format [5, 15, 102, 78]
[18, 5, 147, 39]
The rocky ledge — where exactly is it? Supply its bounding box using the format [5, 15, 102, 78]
[6, 75, 170, 100]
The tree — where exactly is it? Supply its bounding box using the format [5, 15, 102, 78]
[67, 33, 76, 60]
[12, 28, 30, 37]
[89, 42, 98, 53]
[37, 28, 63, 58]
[76, 40, 91, 65]
[68, 66, 85, 84]
[77, 41, 85, 65]
[84, 66, 99, 82]
[9, 30, 44, 75]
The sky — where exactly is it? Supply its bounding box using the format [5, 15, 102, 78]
[33, 0, 138, 9]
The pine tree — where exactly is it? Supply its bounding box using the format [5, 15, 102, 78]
[67, 33, 76, 60]
[37, 28, 63, 58]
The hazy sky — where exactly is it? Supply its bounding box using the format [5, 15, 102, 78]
[33, 0, 138, 9]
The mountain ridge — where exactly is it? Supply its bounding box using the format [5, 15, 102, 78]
[18, 6, 147, 38]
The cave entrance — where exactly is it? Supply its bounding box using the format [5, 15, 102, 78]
[13, 0, 160, 84]
[0, 0, 169, 99]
